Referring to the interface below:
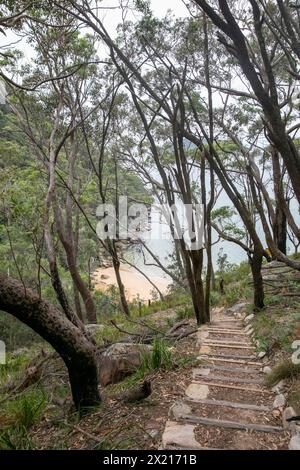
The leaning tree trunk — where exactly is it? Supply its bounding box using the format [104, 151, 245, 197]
[0, 274, 100, 411]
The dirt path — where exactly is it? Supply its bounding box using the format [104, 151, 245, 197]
[161, 307, 290, 450]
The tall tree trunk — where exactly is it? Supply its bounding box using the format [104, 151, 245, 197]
[191, 250, 207, 324]
[0, 274, 100, 411]
[193, 0, 300, 204]
[249, 250, 265, 311]
[54, 206, 97, 324]
[112, 256, 130, 317]
[272, 149, 287, 256]
[273, 207, 287, 256]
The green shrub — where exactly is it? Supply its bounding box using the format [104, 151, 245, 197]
[139, 339, 172, 374]
[210, 291, 222, 306]
[175, 305, 194, 321]
[4, 389, 48, 429]
[0, 388, 48, 450]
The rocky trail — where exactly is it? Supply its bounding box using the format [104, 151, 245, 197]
[161, 307, 291, 450]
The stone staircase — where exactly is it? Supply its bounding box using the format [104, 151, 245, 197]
[161, 309, 290, 450]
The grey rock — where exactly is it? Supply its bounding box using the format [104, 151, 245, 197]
[147, 429, 159, 438]
[289, 436, 300, 450]
[273, 394, 286, 409]
[162, 421, 202, 450]
[244, 314, 255, 323]
[103, 342, 152, 357]
[261, 261, 288, 270]
[257, 351, 267, 359]
[282, 406, 297, 430]
[185, 383, 209, 400]
[98, 343, 152, 386]
[169, 401, 192, 420]
[227, 302, 248, 315]
[85, 324, 105, 338]
[262, 366, 272, 374]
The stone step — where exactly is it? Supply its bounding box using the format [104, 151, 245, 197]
[198, 356, 261, 366]
[206, 340, 254, 348]
[199, 353, 257, 360]
[185, 397, 271, 412]
[207, 324, 245, 330]
[181, 415, 284, 433]
[205, 339, 252, 346]
[202, 364, 263, 374]
[206, 329, 248, 335]
[203, 342, 255, 350]
[191, 380, 270, 394]
[212, 319, 243, 322]
[193, 373, 263, 385]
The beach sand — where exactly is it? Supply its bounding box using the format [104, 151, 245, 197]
[91, 265, 170, 302]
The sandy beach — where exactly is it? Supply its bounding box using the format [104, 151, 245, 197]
[91, 264, 170, 302]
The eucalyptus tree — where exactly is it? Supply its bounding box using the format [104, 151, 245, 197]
[51, 1, 268, 312]
[192, 0, 300, 208]
[2, 10, 103, 323]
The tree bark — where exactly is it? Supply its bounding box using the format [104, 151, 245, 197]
[272, 149, 287, 255]
[0, 274, 101, 410]
[249, 251, 265, 311]
[112, 256, 130, 317]
[54, 206, 97, 324]
[73, 283, 84, 322]
[193, 0, 300, 205]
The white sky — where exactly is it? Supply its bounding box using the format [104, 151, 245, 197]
[0, 1, 189, 58]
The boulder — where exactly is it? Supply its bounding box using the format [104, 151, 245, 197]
[103, 342, 152, 358]
[226, 302, 248, 315]
[261, 261, 289, 270]
[85, 324, 105, 335]
[98, 343, 152, 386]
